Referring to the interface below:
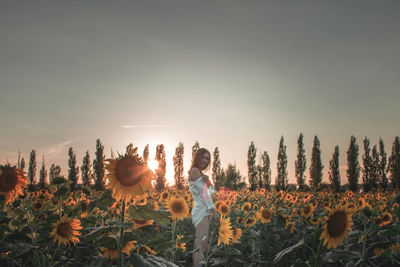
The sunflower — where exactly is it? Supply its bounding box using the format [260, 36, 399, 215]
[137, 245, 157, 255]
[102, 240, 137, 259]
[218, 203, 230, 217]
[167, 197, 189, 221]
[320, 206, 354, 249]
[80, 200, 89, 218]
[0, 165, 28, 204]
[257, 207, 272, 223]
[344, 202, 357, 214]
[218, 217, 233, 246]
[301, 204, 315, 219]
[380, 212, 393, 227]
[104, 148, 154, 202]
[50, 217, 83, 247]
[285, 221, 295, 233]
[175, 241, 187, 252]
[241, 202, 252, 212]
[230, 227, 242, 244]
[244, 216, 257, 228]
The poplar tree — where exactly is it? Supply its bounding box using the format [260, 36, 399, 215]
[388, 136, 400, 189]
[370, 145, 379, 191]
[223, 163, 243, 190]
[81, 150, 92, 188]
[155, 144, 167, 192]
[247, 141, 257, 191]
[17, 150, 21, 169]
[275, 136, 288, 191]
[38, 154, 47, 189]
[212, 147, 223, 190]
[68, 147, 79, 191]
[295, 133, 307, 191]
[362, 137, 373, 192]
[192, 141, 200, 162]
[21, 157, 25, 171]
[49, 164, 62, 184]
[143, 144, 149, 165]
[378, 138, 388, 191]
[328, 146, 340, 193]
[347, 136, 360, 192]
[173, 142, 185, 190]
[93, 139, 105, 190]
[261, 151, 272, 190]
[126, 143, 134, 154]
[310, 136, 323, 189]
[28, 149, 36, 185]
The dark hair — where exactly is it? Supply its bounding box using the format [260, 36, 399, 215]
[188, 148, 211, 174]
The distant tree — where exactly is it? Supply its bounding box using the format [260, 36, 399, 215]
[328, 146, 341, 193]
[295, 133, 307, 191]
[155, 144, 167, 192]
[212, 147, 223, 190]
[192, 141, 200, 163]
[256, 164, 263, 189]
[110, 147, 115, 159]
[93, 139, 105, 190]
[17, 150, 21, 169]
[68, 147, 79, 191]
[126, 143, 134, 155]
[143, 144, 149, 165]
[20, 157, 25, 171]
[309, 136, 323, 190]
[378, 138, 388, 191]
[173, 142, 185, 190]
[223, 163, 243, 190]
[347, 136, 360, 192]
[362, 137, 373, 192]
[38, 154, 47, 189]
[247, 141, 258, 191]
[260, 151, 272, 191]
[28, 149, 36, 185]
[81, 150, 92, 188]
[370, 145, 379, 191]
[388, 136, 400, 189]
[49, 164, 62, 184]
[275, 136, 288, 191]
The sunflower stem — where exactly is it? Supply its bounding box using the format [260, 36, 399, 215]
[360, 220, 370, 265]
[315, 238, 323, 267]
[171, 219, 176, 262]
[204, 217, 218, 267]
[118, 199, 126, 267]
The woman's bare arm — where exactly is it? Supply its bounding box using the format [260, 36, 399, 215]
[188, 167, 202, 182]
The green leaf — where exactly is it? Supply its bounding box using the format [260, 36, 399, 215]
[54, 185, 70, 201]
[97, 190, 115, 207]
[96, 236, 117, 249]
[128, 205, 171, 223]
[123, 231, 140, 243]
[273, 238, 304, 264]
[84, 226, 111, 242]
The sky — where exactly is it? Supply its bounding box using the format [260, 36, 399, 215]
[1, 0, 399, 186]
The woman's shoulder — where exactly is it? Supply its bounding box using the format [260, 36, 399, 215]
[189, 167, 202, 181]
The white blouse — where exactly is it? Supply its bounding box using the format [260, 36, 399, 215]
[188, 176, 215, 227]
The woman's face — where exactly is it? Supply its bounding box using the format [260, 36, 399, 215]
[200, 152, 210, 170]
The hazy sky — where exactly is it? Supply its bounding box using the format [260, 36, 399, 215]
[1, 0, 399, 186]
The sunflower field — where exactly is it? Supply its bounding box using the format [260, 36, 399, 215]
[1, 149, 400, 266]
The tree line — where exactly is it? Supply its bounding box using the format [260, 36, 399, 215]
[12, 135, 400, 193]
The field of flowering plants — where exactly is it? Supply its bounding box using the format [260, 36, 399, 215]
[1, 149, 400, 266]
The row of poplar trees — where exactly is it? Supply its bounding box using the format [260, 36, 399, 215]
[246, 134, 400, 193]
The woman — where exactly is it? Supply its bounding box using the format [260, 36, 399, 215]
[188, 148, 220, 267]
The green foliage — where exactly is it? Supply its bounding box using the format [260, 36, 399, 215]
[328, 146, 341, 193]
[212, 147, 223, 190]
[295, 133, 307, 191]
[28, 149, 36, 185]
[276, 136, 288, 191]
[248, 141, 258, 191]
[347, 135, 360, 192]
[68, 147, 79, 191]
[155, 144, 167, 192]
[93, 138, 105, 190]
[309, 136, 323, 190]
[173, 142, 185, 190]
[81, 150, 92, 188]
[388, 136, 400, 189]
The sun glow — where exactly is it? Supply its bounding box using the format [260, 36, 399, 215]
[147, 159, 159, 173]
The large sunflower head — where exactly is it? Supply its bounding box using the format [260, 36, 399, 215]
[166, 196, 189, 221]
[320, 206, 354, 249]
[257, 207, 272, 224]
[105, 148, 154, 202]
[218, 217, 233, 246]
[0, 165, 28, 204]
[50, 217, 83, 247]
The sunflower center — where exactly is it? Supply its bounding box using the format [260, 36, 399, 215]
[0, 169, 18, 192]
[221, 206, 228, 214]
[57, 222, 73, 237]
[327, 211, 347, 238]
[172, 201, 183, 213]
[115, 159, 145, 186]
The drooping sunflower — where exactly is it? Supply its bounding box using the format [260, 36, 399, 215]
[230, 227, 242, 244]
[301, 204, 315, 219]
[320, 206, 354, 249]
[0, 165, 28, 204]
[167, 196, 189, 221]
[50, 217, 83, 247]
[102, 240, 137, 259]
[104, 148, 154, 202]
[257, 207, 272, 223]
[131, 218, 154, 230]
[218, 217, 233, 246]
[380, 212, 393, 227]
[137, 245, 157, 255]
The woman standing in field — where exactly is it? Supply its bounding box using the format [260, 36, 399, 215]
[188, 148, 220, 267]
